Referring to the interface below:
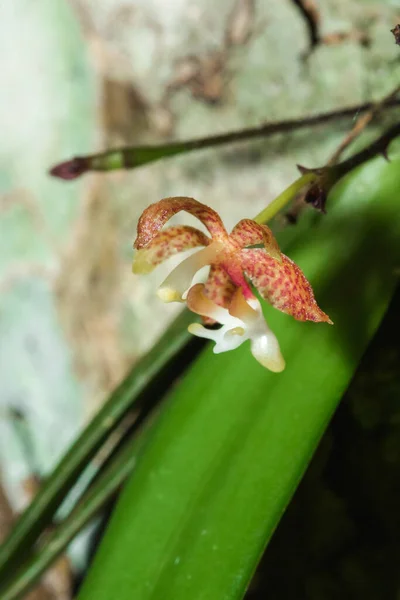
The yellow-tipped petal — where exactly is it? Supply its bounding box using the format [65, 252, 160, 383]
[132, 249, 155, 275]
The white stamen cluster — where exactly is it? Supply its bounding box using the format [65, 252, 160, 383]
[188, 289, 285, 372]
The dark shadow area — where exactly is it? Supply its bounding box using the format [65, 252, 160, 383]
[246, 284, 400, 600]
[274, 175, 400, 367]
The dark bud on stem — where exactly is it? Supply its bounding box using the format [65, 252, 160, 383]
[303, 183, 327, 213]
[49, 156, 90, 180]
[391, 25, 400, 46]
[297, 164, 328, 213]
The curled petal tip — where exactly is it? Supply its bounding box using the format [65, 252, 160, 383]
[310, 307, 332, 324]
[49, 156, 89, 180]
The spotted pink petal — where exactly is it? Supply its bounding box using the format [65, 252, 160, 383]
[132, 225, 210, 274]
[134, 197, 227, 249]
[230, 219, 281, 261]
[241, 248, 332, 323]
[204, 264, 237, 309]
[201, 264, 237, 324]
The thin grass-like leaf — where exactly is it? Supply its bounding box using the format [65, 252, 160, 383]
[0, 309, 195, 578]
[0, 434, 141, 600]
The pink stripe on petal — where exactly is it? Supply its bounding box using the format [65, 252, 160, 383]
[132, 225, 209, 274]
[222, 259, 254, 301]
[241, 248, 332, 323]
[231, 219, 281, 261]
[201, 265, 237, 325]
[134, 197, 227, 248]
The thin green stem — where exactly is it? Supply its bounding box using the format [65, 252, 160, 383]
[254, 173, 317, 225]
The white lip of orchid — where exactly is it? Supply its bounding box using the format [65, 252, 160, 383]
[188, 290, 285, 373]
[157, 242, 222, 303]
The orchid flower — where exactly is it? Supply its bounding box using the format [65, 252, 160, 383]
[133, 197, 331, 372]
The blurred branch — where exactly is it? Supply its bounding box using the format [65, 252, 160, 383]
[291, 0, 320, 49]
[283, 84, 400, 223]
[49, 98, 400, 180]
[290, 121, 400, 216]
[329, 85, 400, 165]
[291, 0, 370, 54]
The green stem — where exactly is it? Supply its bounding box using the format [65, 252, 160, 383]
[254, 173, 317, 224]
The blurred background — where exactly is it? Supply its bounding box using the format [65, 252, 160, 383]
[0, 0, 399, 598]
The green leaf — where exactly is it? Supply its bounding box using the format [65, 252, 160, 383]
[77, 155, 400, 600]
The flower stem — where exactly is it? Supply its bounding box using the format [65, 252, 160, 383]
[254, 172, 317, 225]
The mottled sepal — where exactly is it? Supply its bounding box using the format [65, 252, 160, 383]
[242, 249, 332, 323]
[132, 226, 210, 274]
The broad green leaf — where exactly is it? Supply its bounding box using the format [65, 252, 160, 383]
[77, 154, 400, 600]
